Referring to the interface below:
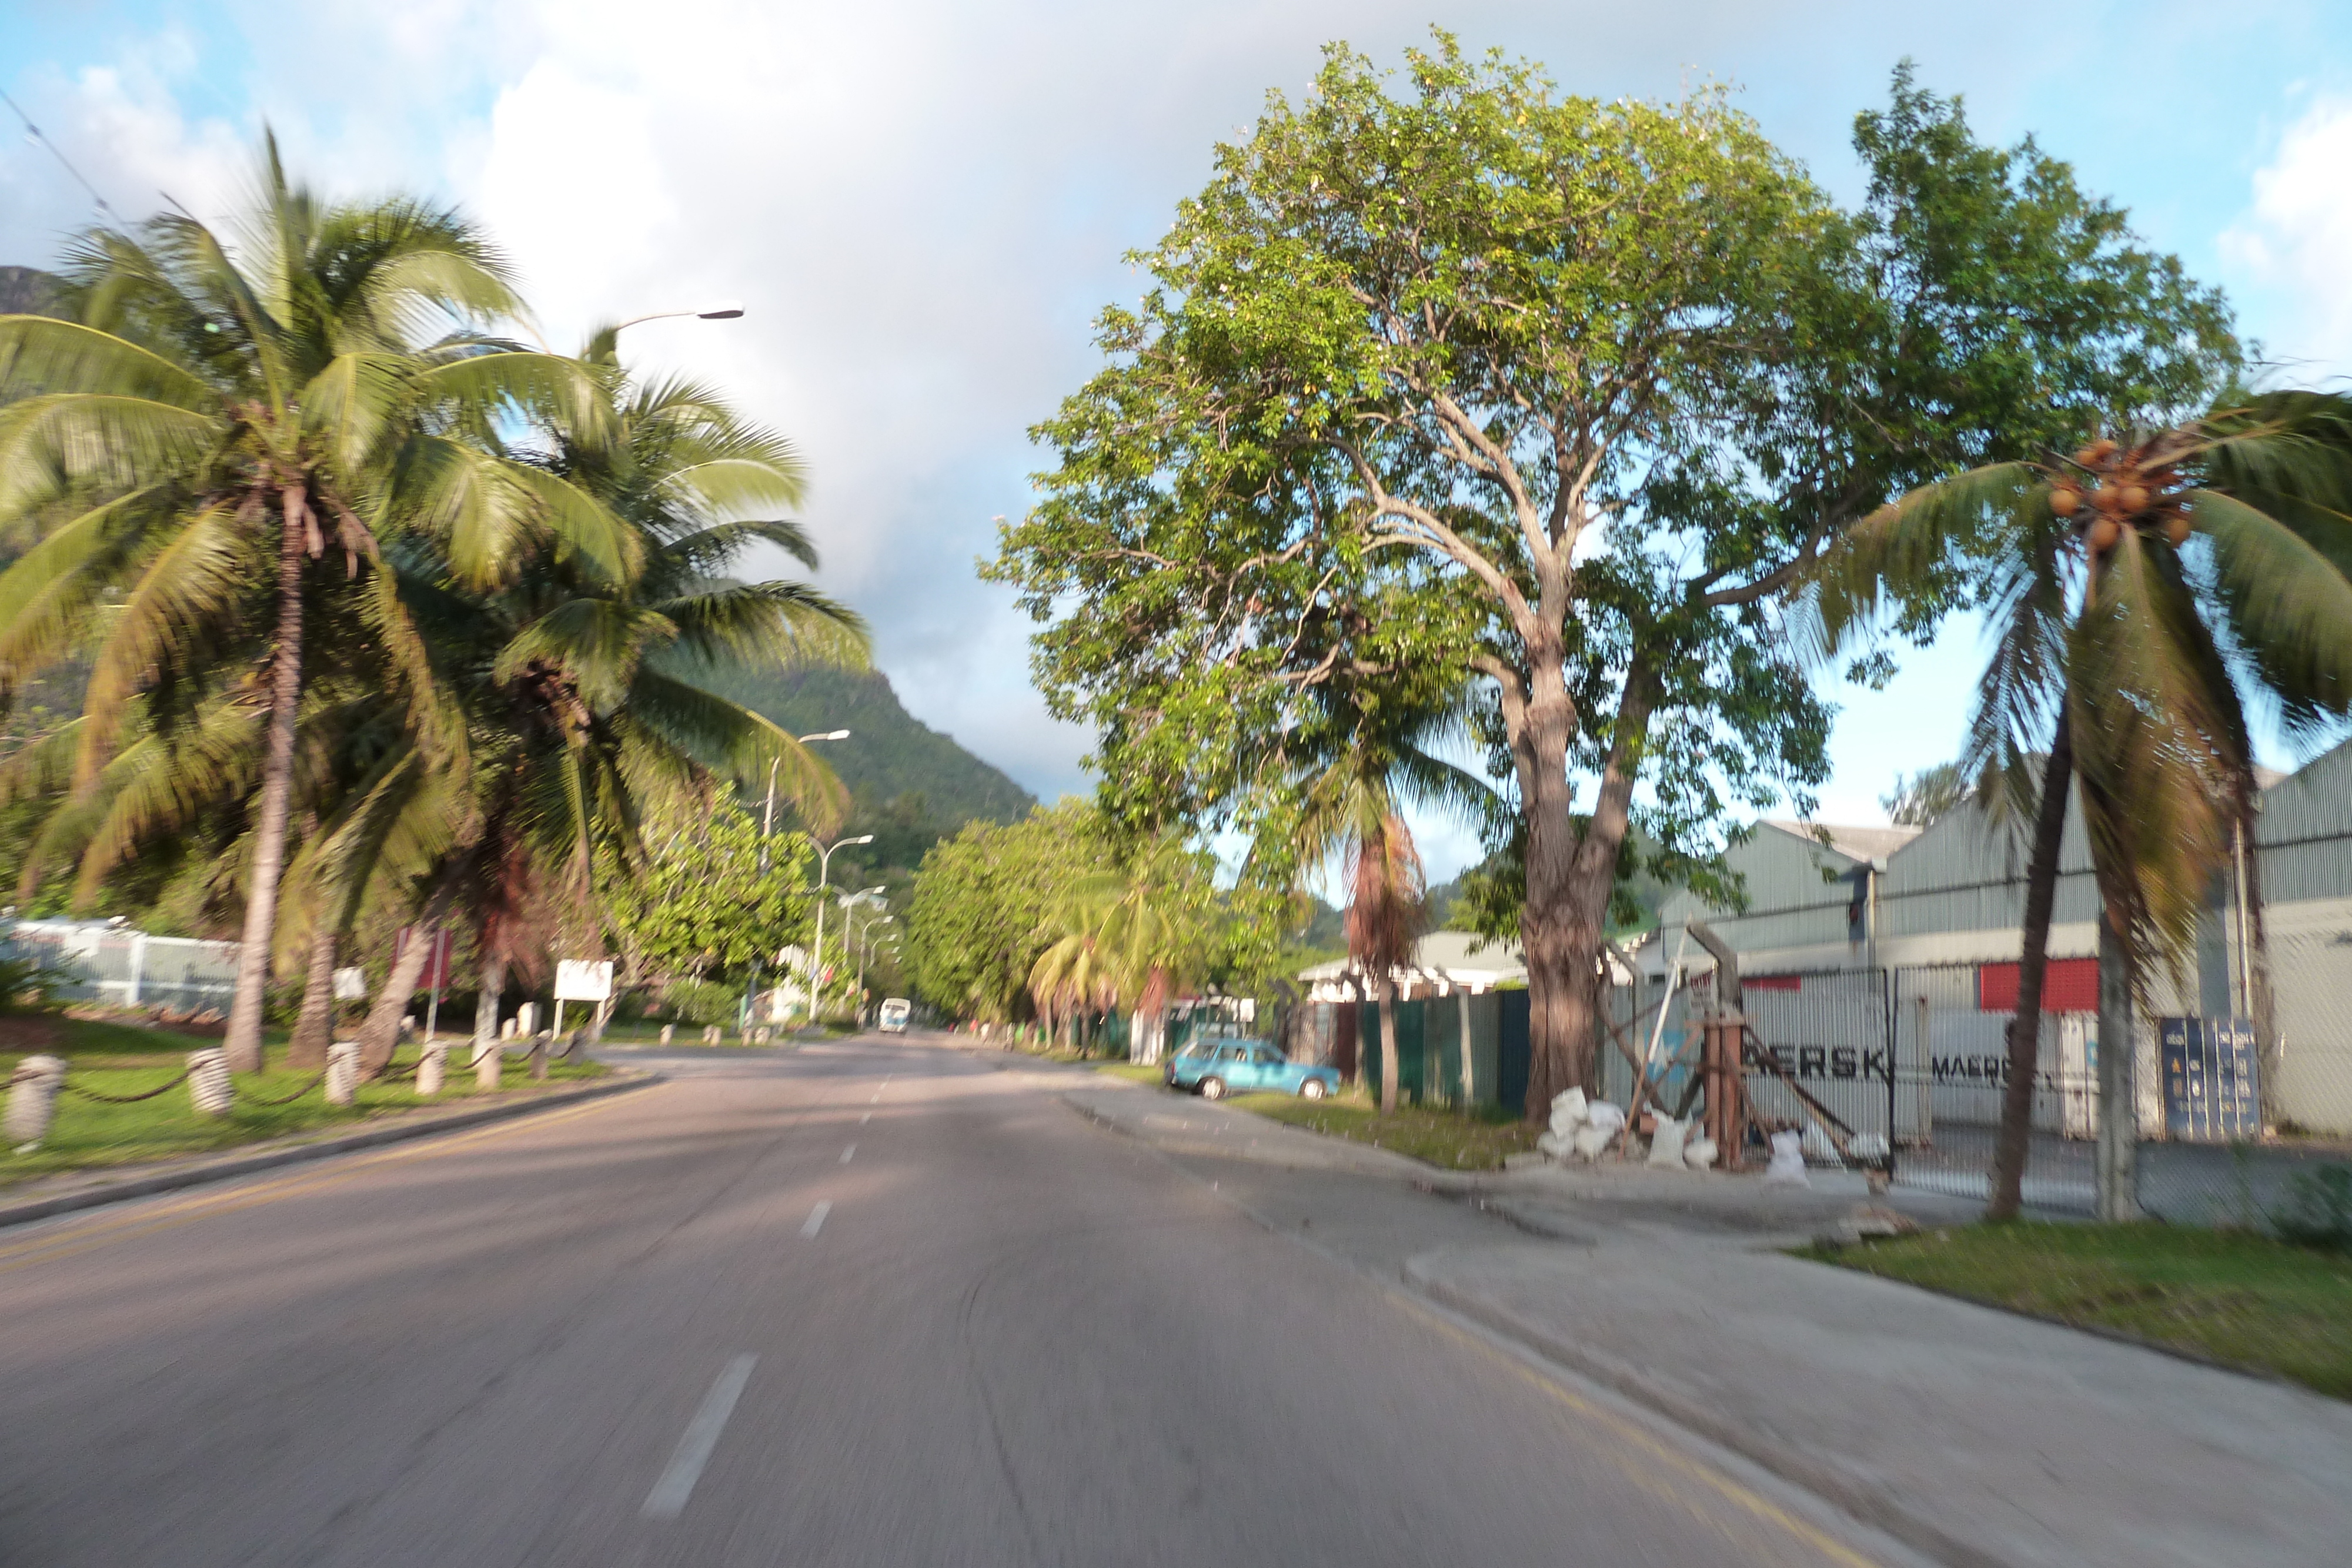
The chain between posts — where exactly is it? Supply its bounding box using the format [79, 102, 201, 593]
[59, 1065, 198, 1104]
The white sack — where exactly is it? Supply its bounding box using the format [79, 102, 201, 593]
[1646, 1114, 1689, 1168]
[1536, 1129, 1569, 1159]
[1802, 1122, 1841, 1163]
[1682, 1135, 1718, 1170]
[1584, 1101, 1628, 1137]
[1548, 1087, 1589, 1137]
[1571, 1124, 1613, 1162]
[1765, 1129, 1810, 1186]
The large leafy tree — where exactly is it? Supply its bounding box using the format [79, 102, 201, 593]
[0, 138, 623, 1070]
[1819, 393, 2352, 1218]
[994, 45, 2237, 1116]
[907, 801, 1117, 1024]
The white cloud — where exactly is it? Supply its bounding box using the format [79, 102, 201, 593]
[3, 0, 2148, 811]
[2223, 96, 2352, 377]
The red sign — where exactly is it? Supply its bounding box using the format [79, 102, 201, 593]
[1742, 975, 1802, 993]
[1977, 958, 2098, 1014]
[395, 926, 453, 993]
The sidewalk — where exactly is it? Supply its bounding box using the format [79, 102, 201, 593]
[1075, 1074, 2352, 1568]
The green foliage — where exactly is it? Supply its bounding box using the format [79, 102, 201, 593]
[990, 42, 2237, 1104]
[0, 950, 74, 1012]
[2272, 1165, 2352, 1253]
[905, 801, 1116, 1022]
[606, 807, 813, 988]
[1882, 762, 1971, 828]
[658, 978, 744, 1028]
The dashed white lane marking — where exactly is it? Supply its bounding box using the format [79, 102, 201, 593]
[642, 1354, 758, 1520]
[840, 1144, 856, 1164]
[801, 1201, 831, 1238]
[860, 1111, 871, 1125]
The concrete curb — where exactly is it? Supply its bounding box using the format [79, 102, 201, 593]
[0, 1070, 662, 1231]
[1401, 1255, 2003, 1568]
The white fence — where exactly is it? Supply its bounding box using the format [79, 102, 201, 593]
[4, 920, 240, 1014]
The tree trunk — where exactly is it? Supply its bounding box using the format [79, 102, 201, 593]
[1377, 977, 1399, 1115]
[356, 867, 465, 1071]
[1987, 708, 2074, 1221]
[472, 948, 507, 1069]
[222, 513, 308, 1073]
[2095, 910, 2141, 1221]
[1516, 651, 1652, 1122]
[287, 918, 339, 1070]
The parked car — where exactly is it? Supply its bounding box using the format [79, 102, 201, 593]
[1165, 1037, 1338, 1101]
[877, 998, 911, 1034]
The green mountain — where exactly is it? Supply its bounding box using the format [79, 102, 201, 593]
[690, 663, 1034, 829]
[0, 266, 66, 317]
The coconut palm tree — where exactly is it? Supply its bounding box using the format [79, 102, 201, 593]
[1818, 391, 2352, 1218]
[1268, 681, 1499, 1114]
[1025, 835, 1211, 1059]
[0, 136, 626, 1070]
[340, 361, 868, 1068]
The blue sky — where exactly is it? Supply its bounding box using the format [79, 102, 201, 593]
[6, 1, 2350, 876]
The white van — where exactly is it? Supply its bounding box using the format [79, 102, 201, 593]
[877, 998, 912, 1034]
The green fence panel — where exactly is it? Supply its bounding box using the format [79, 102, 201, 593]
[1424, 994, 1462, 1105]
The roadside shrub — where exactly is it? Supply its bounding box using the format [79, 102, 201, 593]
[0, 952, 75, 1012]
[662, 979, 740, 1027]
[2270, 1164, 2352, 1252]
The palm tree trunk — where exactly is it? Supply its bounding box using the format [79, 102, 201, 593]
[222, 515, 308, 1074]
[2094, 910, 2141, 1221]
[1377, 977, 1400, 1115]
[1987, 708, 2074, 1221]
[472, 948, 507, 1069]
[356, 865, 465, 1071]
[286, 918, 339, 1070]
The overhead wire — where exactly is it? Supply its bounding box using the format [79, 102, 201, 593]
[2, 88, 119, 220]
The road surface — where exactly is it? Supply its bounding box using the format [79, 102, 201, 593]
[0, 1038, 1899, 1566]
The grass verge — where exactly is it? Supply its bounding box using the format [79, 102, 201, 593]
[1232, 1085, 1542, 1171]
[1803, 1221, 2352, 1399]
[1093, 1062, 1165, 1086]
[3, 1022, 606, 1189]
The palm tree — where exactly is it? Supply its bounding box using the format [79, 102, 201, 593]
[1026, 836, 1211, 1059]
[1819, 392, 2352, 1218]
[1271, 685, 1498, 1115]
[342, 362, 868, 1068]
[0, 137, 623, 1070]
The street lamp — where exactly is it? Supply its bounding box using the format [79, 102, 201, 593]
[613, 300, 747, 334]
[744, 729, 851, 1031]
[763, 730, 851, 842]
[807, 837, 873, 1022]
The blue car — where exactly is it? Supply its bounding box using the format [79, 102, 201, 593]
[1165, 1037, 1339, 1101]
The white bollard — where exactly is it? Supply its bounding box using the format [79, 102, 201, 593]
[702, 1025, 721, 1046]
[474, 1038, 501, 1092]
[6, 1054, 66, 1148]
[187, 1048, 232, 1118]
[416, 1042, 447, 1097]
[325, 1041, 360, 1105]
[659, 1024, 674, 1047]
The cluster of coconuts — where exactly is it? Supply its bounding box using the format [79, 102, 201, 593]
[2049, 437, 2191, 553]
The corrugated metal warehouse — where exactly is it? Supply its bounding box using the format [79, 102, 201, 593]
[1640, 738, 2352, 1140]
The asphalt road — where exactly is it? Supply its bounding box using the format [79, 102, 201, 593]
[0, 1037, 1898, 1567]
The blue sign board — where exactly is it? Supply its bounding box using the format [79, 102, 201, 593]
[2158, 1017, 2261, 1141]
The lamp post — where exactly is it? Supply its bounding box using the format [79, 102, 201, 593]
[613, 300, 746, 333]
[853, 915, 896, 1024]
[838, 893, 888, 1025]
[741, 730, 850, 1030]
[807, 839, 873, 1022]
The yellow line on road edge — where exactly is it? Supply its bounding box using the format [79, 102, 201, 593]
[1389, 1291, 1882, 1568]
[0, 1086, 662, 1275]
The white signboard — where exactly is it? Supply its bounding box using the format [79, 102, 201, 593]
[554, 959, 614, 1002]
[332, 966, 369, 1001]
